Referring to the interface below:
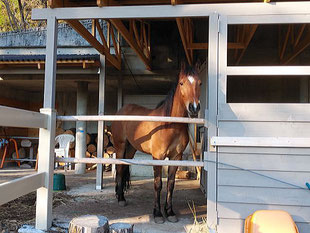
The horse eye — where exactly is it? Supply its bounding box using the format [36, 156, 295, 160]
[180, 82, 183, 86]
[199, 82, 202, 86]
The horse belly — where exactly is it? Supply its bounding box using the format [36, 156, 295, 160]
[126, 121, 153, 155]
[151, 128, 189, 159]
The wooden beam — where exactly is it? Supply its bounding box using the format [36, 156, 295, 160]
[235, 24, 258, 65]
[66, 19, 121, 70]
[294, 24, 306, 47]
[109, 21, 120, 59]
[92, 19, 96, 36]
[111, 19, 151, 70]
[279, 25, 291, 60]
[282, 26, 310, 65]
[97, 0, 109, 7]
[95, 19, 109, 49]
[47, 0, 64, 8]
[176, 18, 193, 65]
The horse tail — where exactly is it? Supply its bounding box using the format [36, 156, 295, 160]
[123, 141, 131, 191]
[115, 141, 131, 197]
[123, 163, 131, 191]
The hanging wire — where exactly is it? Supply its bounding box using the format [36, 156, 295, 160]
[121, 50, 145, 93]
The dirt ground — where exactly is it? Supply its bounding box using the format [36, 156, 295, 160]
[0, 167, 207, 233]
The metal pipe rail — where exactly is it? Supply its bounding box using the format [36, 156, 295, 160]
[56, 157, 204, 167]
[57, 115, 205, 124]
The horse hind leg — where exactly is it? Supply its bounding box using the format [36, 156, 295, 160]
[115, 141, 136, 207]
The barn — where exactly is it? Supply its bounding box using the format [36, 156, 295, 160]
[1, 0, 310, 232]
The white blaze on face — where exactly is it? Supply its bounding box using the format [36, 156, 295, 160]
[188, 76, 195, 84]
[193, 101, 197, 109]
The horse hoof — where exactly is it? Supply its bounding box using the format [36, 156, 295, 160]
[154, 216, 165, 224]
[118, 200, 127, 207]
[167, 215, 178, 223]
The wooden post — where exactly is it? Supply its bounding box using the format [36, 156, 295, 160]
[96, 54, 105, 190]
[35, 15, 58, 231]
[68, 215, 109, 233]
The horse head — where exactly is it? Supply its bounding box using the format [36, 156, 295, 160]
[178, 62, 202, 118]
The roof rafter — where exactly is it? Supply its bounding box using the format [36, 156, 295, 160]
[282, 25, 310, 65]
[66, 19, 121, 70]
[235, 24, 258, 65]
[176, 18, 193, 65]
[110, 19, 151, 70]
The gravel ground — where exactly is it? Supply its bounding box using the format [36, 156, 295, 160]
[0, 168, 206, 233]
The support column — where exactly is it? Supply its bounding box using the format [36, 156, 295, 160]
[36, 16, 58, 231]
[206, 13, 220, 231]
[96, 54, 105, 190]
[75, 81, 88, 174]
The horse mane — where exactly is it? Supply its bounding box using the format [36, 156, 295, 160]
[156, 84, 177, 116]
[155, 64, 198, 116]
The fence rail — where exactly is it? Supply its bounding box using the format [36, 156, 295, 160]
[0, 106, 47, 129]
[56, 157, 204, 167]
[211, 136, 310, 148]
[0, 172, 45, 206]
[57, 115, 205, 124]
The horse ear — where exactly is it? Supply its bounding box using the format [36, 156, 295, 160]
[180, 61, 186, 73]
[195, 59, 201, 72]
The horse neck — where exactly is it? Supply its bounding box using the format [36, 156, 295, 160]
[170, 86, 187, 117]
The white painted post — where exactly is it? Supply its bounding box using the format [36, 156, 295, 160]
[35, 16, 58, 231]
[36, 109, 56, 230]
[96, 54, 105, 189]
[206, 13, 219, 231]
[75, 82, 88, 174]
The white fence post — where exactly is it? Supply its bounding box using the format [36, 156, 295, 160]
[35, 108, 56, 230]
[35, 15, 58, 231]
[206, 13, 220, 231]
[96, 54, 105, 190]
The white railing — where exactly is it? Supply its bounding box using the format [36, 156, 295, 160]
[56, 157, 204, 167]
[211, 136, 310, 148]
[0, 172, 45, 206]
[0, 106, 47, 128]
[57, 115, 205, 124]
[0, 106, 48, 207]
[56, 115, 205, 167]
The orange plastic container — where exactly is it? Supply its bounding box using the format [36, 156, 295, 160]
[244, 210, 299, 233]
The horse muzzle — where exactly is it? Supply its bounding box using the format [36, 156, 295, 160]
[188, 102, 200, 118]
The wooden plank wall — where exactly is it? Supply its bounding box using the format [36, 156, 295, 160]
[216, 104, 310, 233]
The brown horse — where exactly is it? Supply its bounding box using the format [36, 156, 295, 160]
[111, 63, 201, 224]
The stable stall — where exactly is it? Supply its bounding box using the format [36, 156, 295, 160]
[1, 1, 310, 233]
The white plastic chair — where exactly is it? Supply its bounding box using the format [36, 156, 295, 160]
[55, 134, 75, 170]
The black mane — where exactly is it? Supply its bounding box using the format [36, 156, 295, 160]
[156, 84, 177, 116]
[156, 64, 198, 116]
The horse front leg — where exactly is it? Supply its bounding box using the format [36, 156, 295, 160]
[153, 165, 164, 224]
[164, 165, 179, 222]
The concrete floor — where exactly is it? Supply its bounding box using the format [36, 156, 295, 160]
[0, 167, 207, 233]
